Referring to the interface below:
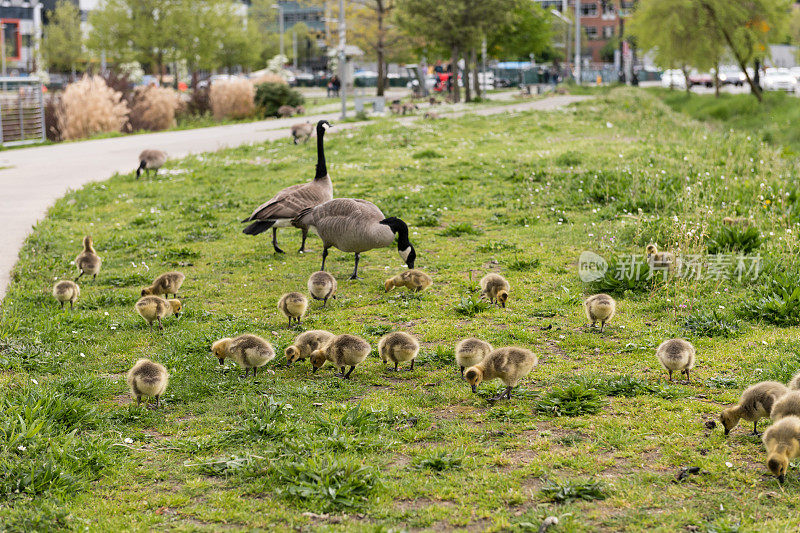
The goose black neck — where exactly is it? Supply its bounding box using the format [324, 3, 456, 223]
[394, 220, 411, 250]
[315, 127, 327, 180]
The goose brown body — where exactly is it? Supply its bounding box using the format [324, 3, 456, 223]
[584, 293, 615, 332]
[135, 295, 182, 329]
[307, 271, 337, 305]
[384, 269, 432, 292]
[137, 150, 167, 177]
[763, 415, 800, 483]
[455, 338, 493, 377]
[310, 334, 370, 378]
[278, 292, 308, 325]
[291, 122, 314, 144]
[655, 338, 696, 382]
[127, 358, 168, 407]
[464, 347, 537, 401]
[141, 271, 185, 298]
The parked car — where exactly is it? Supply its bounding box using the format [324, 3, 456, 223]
[716, 66, 745, 86]
[688, 71, 713, 88]
[790, 66, 800, 83]
[495, 77, 513, 88]
[660, 69, 687, 89]
[763, 68, 797, 92]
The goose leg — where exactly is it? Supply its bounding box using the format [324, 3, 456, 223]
[272, 228, 285, 254]
[752, 421, 760, 436]
[75, 271, 84, 282]
[60, 301, 64, 309]
[344, 366, 356, 379]
[599, 321, 605, 333]
[668, 370, 673, 382]
[299, 228, 308, 253]
[459, 366, 465, 377]
[154, 395, 160, 409]
[349, 253, 362, 280]
[321, 247, 329, 271]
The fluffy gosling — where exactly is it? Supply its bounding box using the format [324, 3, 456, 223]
[788, 370, 800, 390]
[53, 280, 80, 310]
[291, 122, 314, 144]
[384, 269, 432, 293]
[771, 391, 800, 422]
[308, 271, 337, 306]
[212, 334, 275, 378]
[134, 295, 182, 330]
[137, 149, 167, 178]
[127, 358, 168, 408]
[74, 235, 101, 282]
[464, 347, 538, 401]
[278, 292, 308, 325]
[141, 271, 185, 298]
[645, 244, 676, 273]
[720, 381, 788, 436]
[584, 293, 616, 333]
[378, 332, 420, 371]
[480, 273, 510, 308]
[455, 338, 493, 377]
[763, 415, 800, 483]
[655, 338, 696, 382]
[285, 330, 335, 366]
[310, 333, 370, 379]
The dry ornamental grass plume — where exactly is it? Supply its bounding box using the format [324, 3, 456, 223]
[210, 78, 256, 120]
[250, 72, 287, 86]
[129, 86, 182, 131]
[56, 75, 129, 140]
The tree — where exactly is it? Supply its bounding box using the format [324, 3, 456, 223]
[216, 15, 263, 73]
[486, 0, 552, 62]
[42, 0, 84, 75]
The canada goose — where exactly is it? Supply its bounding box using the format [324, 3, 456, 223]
[134, 295, 182, 330]
[278, 292, 308, 325]
[74, 235, 101, 282]
[723, 216, 751, 227]
[291, 122, 314, 144]
[307, 271, 337, 306]
[52, 280, 80, 309]
[480, 273, 510, 308]
[389, 102, 402, 115]
[763, 415, 800, 483]
[310, 333, 370, 378]
[655, 338, 696, 382]
[285, 329, 335, 365]
[402, 102, 418, 114]
[720, 381, 788, 436]
[428, 97, 441, 106]
[584, 294, 615, 333]
[384, 269, 432, 293]
[464, 347, 537, 401]
[127, 358, 168, 408]
[141, 271, 185, 298]
[645, 244, 675, 272]
[211, 334, 275, 378]
[789, 371, 800, 390]
[295, 105, 306, 115]
[771, 391, 800, 422]
[293, 199, 416, 280]
[242, 120, 332, 254]
[277, 105, 296, 118]
[136, 149, 167, 178]
[455, 338, 493, 377]
[378, 331, 420, 371]
[423, 112, 440, 120]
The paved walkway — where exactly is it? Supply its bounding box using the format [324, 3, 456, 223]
[0, 95, 589, 300]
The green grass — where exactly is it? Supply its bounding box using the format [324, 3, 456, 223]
[3, 87, 800, 530]
[653, 88, 800, 154]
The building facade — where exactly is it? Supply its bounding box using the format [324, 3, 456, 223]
[536, 0, 636, 63]
[0, 0, 43, 74]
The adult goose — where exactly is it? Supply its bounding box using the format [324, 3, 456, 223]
[294, 198, 416, 280]
[242, 120, 332, 253]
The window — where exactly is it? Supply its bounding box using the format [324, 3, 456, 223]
[601, 0, 615, 15]
[1, 20, 20, 61]
[621, 1, 636, 10]
[581, 3, 598, 16]
[585, 26, 598, 40]
[603, 26, 615, 38]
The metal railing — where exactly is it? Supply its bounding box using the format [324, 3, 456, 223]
[0, 77, 45, 146]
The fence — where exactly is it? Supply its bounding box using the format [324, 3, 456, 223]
[0, 77, 45, 146]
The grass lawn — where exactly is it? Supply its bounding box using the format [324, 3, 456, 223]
[4, 87, 800, 531]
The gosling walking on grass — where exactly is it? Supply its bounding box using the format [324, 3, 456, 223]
[278, 292, 308, 326]
[212, 334, 275, 378]
[135, 296, 182, 330]
[378, 332, 420, 371]
[285, 330, 335, 366]
[74, 236, 101, 282]
[307, 271, 337, 306]
[763, 415, 800, 483]
[584, 294, 616, 333]
[455, 338, 493, 377]
[720, 381, 788, 436]
[127, 358, 169, 408]
[53, 280, 80, 310]
[655, 338, 696, 382]
[384, 269, 432, 293]
[141, 271, 185, 299]
[480, 273, 510, 308]
[464, 347, 537, 401]
[310, 334, 370, 379]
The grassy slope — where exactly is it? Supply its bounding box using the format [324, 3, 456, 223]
[652, 87, 800, 154]
[2, 88, 800, 531]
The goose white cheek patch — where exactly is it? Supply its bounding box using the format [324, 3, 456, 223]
[399, 247, 412, 262]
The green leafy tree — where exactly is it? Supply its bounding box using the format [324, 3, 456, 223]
[217, 18, 263, 73]
[487, 0, 552, 62]
[42, 0, 84, 75]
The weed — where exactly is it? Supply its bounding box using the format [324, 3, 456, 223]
[454, 294, 490, 317]
[539, 479, 607, 502]
[507, 257, 540, 271]
[683, 311, 743, 338]
[439, 223, 483, 237]
[707, 226, 762, 255]
[533, 385, 605, 417]
[477, 240, 519, 253]
[411, 449, 464, 471]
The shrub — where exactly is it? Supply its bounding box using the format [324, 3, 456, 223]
[454, 294, 490, 316]
[277, 455, 382, 510]
[254, 82, 304, 118]
[251, 72, 288, 85]
[129, 85, 181, 131]
[44, 95, 61, 141]
[745, 272, 800, 326]
[682, 310, 742, 338]
[56, 75, 129, 140]
[707, 226, 762, 255]
[210, 78, 256, 120]
[411, 449, 464, 471]
[185, 86, 211, 116]
[533, 384, 605, 417]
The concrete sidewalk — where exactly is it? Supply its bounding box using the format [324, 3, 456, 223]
[0, 94, 589, 300]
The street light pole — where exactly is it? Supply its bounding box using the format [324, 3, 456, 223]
[574, 0, 581, 85]
[272, 4, 285, 58]
[338, 0, 347, 120]
[292, 31, 297, 69]
[550, 9, 571, 71]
